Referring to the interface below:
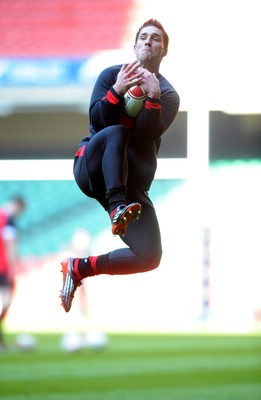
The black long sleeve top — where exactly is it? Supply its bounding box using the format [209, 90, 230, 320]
[80, 64, 180, 191]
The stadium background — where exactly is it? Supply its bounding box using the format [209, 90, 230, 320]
[0, 0, 260, 335]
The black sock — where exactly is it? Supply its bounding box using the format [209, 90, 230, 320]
[76, 254, 110, 278]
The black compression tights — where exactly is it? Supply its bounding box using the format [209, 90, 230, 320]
[74, 125, 162, 275]
[106, 203, 162, 274]
[85, 125, 131, 192]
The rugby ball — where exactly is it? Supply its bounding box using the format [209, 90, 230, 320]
[124, 85, 147, 118]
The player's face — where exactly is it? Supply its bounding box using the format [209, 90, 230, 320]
[134, 26, 166, 66]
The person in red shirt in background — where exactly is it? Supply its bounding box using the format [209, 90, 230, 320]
[0, 197, 25, 350]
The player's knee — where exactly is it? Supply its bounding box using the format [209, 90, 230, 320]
[141, 250, 162, 272]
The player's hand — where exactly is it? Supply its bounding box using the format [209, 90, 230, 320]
[138, 68, 161, 99]
[113, 61, 144, 96]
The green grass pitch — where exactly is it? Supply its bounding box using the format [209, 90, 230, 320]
[0, 333, 260, 400]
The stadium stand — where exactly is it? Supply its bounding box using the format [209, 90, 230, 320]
[0, 180, 182, 257]
[0, 0, 134, 56]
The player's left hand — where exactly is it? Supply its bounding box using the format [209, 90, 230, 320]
[138, 68, 161, 99]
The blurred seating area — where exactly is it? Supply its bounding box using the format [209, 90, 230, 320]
[0, 180, 105, 256]
[0, 179, 179, 257]
[0, 0, 133, 57]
